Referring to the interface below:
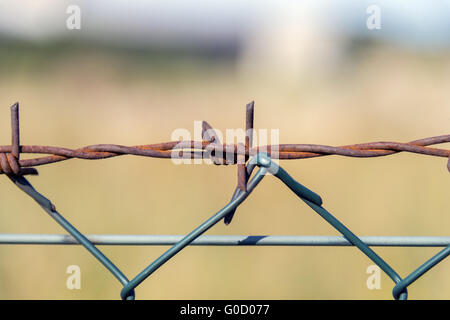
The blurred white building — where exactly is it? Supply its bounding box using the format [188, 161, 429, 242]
[238, 3, 345, 81]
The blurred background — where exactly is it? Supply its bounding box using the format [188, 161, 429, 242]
[0, 0, 449, 299]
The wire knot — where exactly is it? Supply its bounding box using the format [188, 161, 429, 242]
[0, 103, 38, 176]
[0, 152, 21, 175]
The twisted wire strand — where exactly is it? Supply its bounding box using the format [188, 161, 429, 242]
[0, 136, 449, 172]
[0, 101, 449, 175]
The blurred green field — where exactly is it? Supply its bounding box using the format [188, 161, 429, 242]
[0, 45, 449, 299]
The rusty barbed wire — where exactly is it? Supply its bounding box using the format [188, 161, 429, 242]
[1, 102, 449, 180]
[1, 101, 449, 300]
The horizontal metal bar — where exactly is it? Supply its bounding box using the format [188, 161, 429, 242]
[0, 234, 448, 247]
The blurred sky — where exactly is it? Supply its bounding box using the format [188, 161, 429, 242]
[1, 0, 449, 83]
[0, 0, 450, 49]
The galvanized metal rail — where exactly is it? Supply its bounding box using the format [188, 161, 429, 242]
[0, 234, 449, 247]
[0, 102, 449, 300]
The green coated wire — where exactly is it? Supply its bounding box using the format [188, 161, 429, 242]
[7, 174, 136, 300]
[257, 153, 408, 300]
[6, 152, 448, 300]
[120, 165, 269, 299]
[393, 245, 450, 299]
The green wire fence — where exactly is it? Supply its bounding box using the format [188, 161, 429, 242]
[1, 102, 449, 300]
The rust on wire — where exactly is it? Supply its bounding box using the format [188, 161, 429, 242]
[237, 101, 255, 192]
[0, 103, 38, 176]
[0, 102, 449, 177]
[237, 143, 246, 191]
[11, 102, 20, 159]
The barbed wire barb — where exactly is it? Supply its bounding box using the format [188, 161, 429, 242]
[1, 102, 449, 300]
